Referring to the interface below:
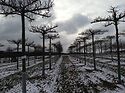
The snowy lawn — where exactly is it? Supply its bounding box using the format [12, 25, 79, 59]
[5, 56, 62, 93]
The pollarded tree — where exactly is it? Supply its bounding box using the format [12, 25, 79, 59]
[0, 43, 4, 63]
[7, 38, 22, 69]
[94, 39, 104, 54]
[78, 36, 89, 65]
[119, 30, 125, 51]
[30, 24, 57, 77]
[0, 0, 54, 92]
[52, 41, 63, 54]
[80, 29, 108, 70]
[46, 33, 59, 70]
[68, 43, 76, 53]
[106, 35, 115, 60]
[8, 39, 22, 52]
[91, 6, 125, 83]
[25, 39, 34, 66]
[30, 43, 38, 63]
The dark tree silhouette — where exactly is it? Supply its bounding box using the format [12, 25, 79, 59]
[68, 44, 76, 53]
[0, 0, 53, 93]
[97, 39, 105, 54]
[46, 33, 59, 70]
[52, 41, 63, 54]
[7, 39, 22, 69]
[119, 32, 125, 51]
[91, 6, 125, 83]
[0, 43, 4, 63]
[30, 44, 39, 63]
[78, 36, 89, 65]
[25, 39, 34, 66]
[73, 40, 79, 53]
[80, 29, 107, 70]
[75, 38, 83, 53]
[30, 24, 57, 77]
[0, 0, 54, 92]
[106, 35, 115, 60]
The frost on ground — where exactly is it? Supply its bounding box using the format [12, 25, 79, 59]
[69, 56, 125, 93]
[5, 57, 62, 93]
[4, 56, 125, 93]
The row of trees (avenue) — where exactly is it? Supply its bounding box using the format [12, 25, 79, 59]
[68, 6, 125, 84]
[0, 0, 63, 93]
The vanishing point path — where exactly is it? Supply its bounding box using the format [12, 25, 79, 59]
[57, 55, 89, 93]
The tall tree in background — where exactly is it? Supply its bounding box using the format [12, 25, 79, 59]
[106, 35, 115, 61]
[91, 6, 125, 83]
[8, 39, 22, 69]
[52, 41, 63, 54]
[0, 0, 54, 92]
[0, 43, 4, 63]
[25, 39, 34, 66]
[46, 33, 59, 70]
[30, 24, 57, 77]
[78, 36, 89, 65]
[80, 29, 107, 70]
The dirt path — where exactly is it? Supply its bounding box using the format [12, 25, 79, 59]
[57, 56, 88, 93]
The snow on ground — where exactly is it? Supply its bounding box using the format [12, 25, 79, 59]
[3, 55, 125, 93]
[6, 81, 39, 93]
[0, 59, 43, 79]
[69, 56, 125, 93]
[5, 57, 62, 93]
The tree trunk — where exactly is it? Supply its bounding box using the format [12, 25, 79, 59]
[21, 12, 26, 93]
[17, 45, 19, 69]
[83, 39, 86, 65]
[42, 33, 45, 77]
[110, 39, 113, 61]
[115, 21, 121, 83]
[27, 46, 30, 66]
[92, 34, 96, 70]
[49, 38, 52, 70]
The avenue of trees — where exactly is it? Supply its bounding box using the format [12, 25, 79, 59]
[0, 0, 63, 93]
[68, 6, 125, 83]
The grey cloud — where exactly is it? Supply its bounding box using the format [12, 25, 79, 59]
[0, 16, 22, 41]
[57, 13, 91, 34]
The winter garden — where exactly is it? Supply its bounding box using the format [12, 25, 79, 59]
[0, 0, 125, 93]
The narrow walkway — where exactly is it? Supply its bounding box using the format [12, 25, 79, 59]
[57, 55, 88, 93]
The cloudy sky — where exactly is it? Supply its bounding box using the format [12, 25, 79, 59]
[0, 0, 125, 52]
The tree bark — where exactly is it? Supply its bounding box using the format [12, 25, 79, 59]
[115, 21, 121, 83]
[21, 12, 26, 93]
[49, 38, 52, 70]
[92, 34, 96, 70]
[42, 33, 45, 77]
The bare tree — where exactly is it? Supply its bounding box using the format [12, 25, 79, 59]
[80, 29, 107, 70]
[106, 35, 115, 60]
[46, 33, 59, 70]
[94, 39, 103, 54]
[8, 39, 22, 52]
[0, 0, 54, 92]
[30, 24, 57, 77]
[68, 44, 75, 53]
[78, 36, 89, 65]
[30, 44, 38, 63]
[119, 31, 125, 51]
[8, 38, 22, 69]
[0, 43, 4, 63]
[25, 39, 34, 66]
[52, 41, 63, 54]
[91, 6, 125, 83]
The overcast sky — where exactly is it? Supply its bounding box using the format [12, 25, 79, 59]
[0, 0, 125, 52]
